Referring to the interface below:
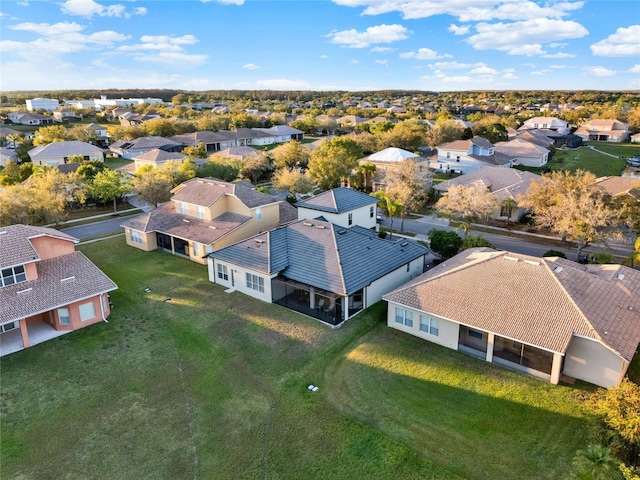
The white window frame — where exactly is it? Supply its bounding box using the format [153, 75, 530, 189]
[178, 201, 188, 215]
[246, 273, 265, 293]
[395, 307, 413, 327]
[348, 213, 353, 226]
[256, 207, 262, 220]
[217, 264, 229, 281]
[370, 206, 374, 218]
[0, 321, 19, 333]
[130, 230, 142, 244]
[419, 315, 439, 336]
[58, 308, 71, 325]
[79, 301, 96, 322]
[192, 243, 200, 256]
[1, 265, 27, 287]
[196, 205, 205, 219]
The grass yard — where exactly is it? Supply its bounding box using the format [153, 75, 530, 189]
[104, 156, 134, 170]
[545, 145, 627, 177]
[0, 238, 597, 479]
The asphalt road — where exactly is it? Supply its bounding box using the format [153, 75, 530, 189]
[381, 214, 633, 261]
[61, 216, 128, 239]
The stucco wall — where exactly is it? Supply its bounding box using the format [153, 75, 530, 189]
[563, 335, 627, 387]
[124, 228, 157, 251]
[29, 235, 76, 260]
[367, 256, 425, 306]
[386, 301, 460, 350]
[208, 259, 273, 303]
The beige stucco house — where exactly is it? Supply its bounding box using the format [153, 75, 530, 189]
[574, 119, 629, 143]
[295, 187, 379, 230]
[121, 178, 289, 264]
[384, 248, 640, 388]
[27, 141, 104, 166]
[0, 225, 118, 356]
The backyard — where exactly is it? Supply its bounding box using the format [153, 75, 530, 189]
[0, 238, 607, 479]
[536, 142, 640, 177]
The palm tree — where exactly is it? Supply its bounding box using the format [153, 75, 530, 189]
[501, 197, 518, 226]
[5, 133, 23, 149]
[356, 162, 376, 192]
[372, 190, 402, 238]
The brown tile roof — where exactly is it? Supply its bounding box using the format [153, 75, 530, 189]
[383, 249, 640, 360]
[594, 176, 640, 197]
[0, 225, 78, 269]
[171, 178, 280, 209]
[121, 203, 251, 244]
[0, 252, 117, 325]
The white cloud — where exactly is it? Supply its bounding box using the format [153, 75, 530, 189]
[375, 59, 388, 65]
[466, 18, 588, 55]
[243, 63, 260, 70]
[134, 7, 147, 16]
[116, 34, 206, 66]
[136, 51, 208, 67]
[370, 46, 394, 53]
[584, 66, 616, 77]
[629, 65, 640, 73]
[1, 22, 129, 58]
[17, 1, 29, 5]
[255, 78, 311, 89]
[118, 35, 199, 52]
[428, 61, 484, 69]
[470, 65, 499, 75]
[350, 59, 360, 64]
[332, 0, 584, 22]
[541, 52, 575, 58]
[400, 47, 451, 60]
[201, 0, 245, 4]
[448, 24, 470, 35]
[60, 0, 148, 18]
[320, 54, 329, 59]
[591, 25, 640, 56]
[327, 24, 409, 48]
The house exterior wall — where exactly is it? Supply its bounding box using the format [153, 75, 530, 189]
[26, 98, 60, 111]
[124, 228, 157, 251]
[386, 302, 460, 350]
[563, 335, 627, 387]
[297, 205, 377, 229]
[367, 256, 425, 306]
[52, 294, 110, 331]
[208, 259, 273, 303]
[28, 236, 76, 260]
[512, 154, 547, 168]
[31, 150, 103, 166]
[24, 262, 38, 281]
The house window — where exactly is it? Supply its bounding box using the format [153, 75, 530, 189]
[468, 329, 483, 339]
[446, 152, 450, 158]
[79, 302, 96, 322]
[58, 308, 70, 325]
[130, 230, 142, 244]
[196, 206, 205, 219]
[1, 265, 27, 287]
[370, 206, 374, 218]
[456, 156, 460, 162]
[500, 205, 511, 217]
[178, 202, 188, 215]
[193, 243, 200, 256]
[348, 213, 353, 226]
[246, 273, 265, 293]
[420, 316, 439, 336]
[395, 307, 413, 327]
[256, 207, 262, 220]
[407, 263, 410, 272]
[217, 264, 229, 281]
[0, 321, 19, 333]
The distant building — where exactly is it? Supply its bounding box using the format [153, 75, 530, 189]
[25, 98, 60, 112]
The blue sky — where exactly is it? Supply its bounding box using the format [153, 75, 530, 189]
[0, 0, 638, 92]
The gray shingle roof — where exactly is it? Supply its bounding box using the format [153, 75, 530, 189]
[121, 203, 250, 244]
[0, 252, 117, 325]
[383, 249, 640, 360]
[171, 178, 280, 209]
[211, 219, 428, 295]
[0, 225, 78, 269]
[110, 136, 181, 151]
[295, 187, 378, 214]
[28, 141, 104, 160]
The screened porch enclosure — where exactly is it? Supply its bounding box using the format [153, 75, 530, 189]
[272, 278, 364, 326]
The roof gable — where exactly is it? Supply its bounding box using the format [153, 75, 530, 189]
[295, 187, 378, 213]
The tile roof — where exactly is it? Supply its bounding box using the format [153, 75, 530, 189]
[594, 176, 640, 197]
[434, 166, 542, 200]
[383, 249, 640, 360]
[364, 147, 420, 163]
[169, 131, 230, 146]
[210, 146, 261, 160]
[171, 178, 280, 209]
[0, 252, 117, 325]
[133, 149, 186, 163]
[0, 225, 78, 269]
[211, 219, 428, 295]
[110, 136, 181, 151]
[495, 138, 550, 157]
[295, 187, 378, 213]
[121, 203, 251, 244]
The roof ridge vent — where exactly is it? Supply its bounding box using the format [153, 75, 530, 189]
[617, 273, 625, 280]
[315, 225, 326, 229]
[303, 222, 313, 226]
[61, 276, 76, 282]
[17, 287, 32, 294]
[0, 231, 7, 235]
[504, 256, 519, 262]
[254, 238, 265, 244]
[554, 266, 563, 274]
[400, 241, 409, 247]
[524, 260, 540, 266]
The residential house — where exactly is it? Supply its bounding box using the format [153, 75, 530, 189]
[433, 166, 542, 222]
[574, 119, 630, 143]
[84, 123, 109, 140]
[118, 111, 160, 126]
[630, 133, 640, 144]
[383, 248, 640, 387]
[0, 127, 22, 143]
[435, 137, 514, 174]
[121, 178, 284, 264]
[253, 125, 304, 143]
[210, 146, 262, 161]
[207, 218, 429, 326]
[109, 136, 183, 160]
[170, 131, 235, 153]
[337, 115, 368, 130]
[132, 149, 187, 170]
[0, 147, 19, 167]
[514, 129, 555, 149]
[53, 109, 81, 123]
[594, 176, 640, 199]
[28, 141, 105, 166]
[295, 187, 379, 230]
[7, 112, 54, 126]
[518, 117, 570, 135]
[494, 138, 550, 168]
[359, 147, 431, 191]
[0, 225, 117, 356]
[26, 98, 60, 112]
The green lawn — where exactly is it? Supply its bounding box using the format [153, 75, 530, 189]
[545, 145, 627, 177]
[0, 238, 597, 479]
[104, 156, 133, 170]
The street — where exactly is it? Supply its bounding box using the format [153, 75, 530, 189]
[61, 216, 127, 239]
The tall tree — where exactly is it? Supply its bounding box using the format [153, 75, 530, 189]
[372, 190, 402, 238]
[428, 229, 463, 259]
[240, 152, 272, 184]
[133, 168, 173, 208]
[436, 184, 500, 237]
[385, 159, 431, 231]
[182, 142, 207, 160]
[271, 168, 314, 196]
[90, 169, 131, 213]
[271, 140, 309, 171]
[33, 125, 74, 146]
[518, 170, 622, 261]
[307, 137, 362, 190]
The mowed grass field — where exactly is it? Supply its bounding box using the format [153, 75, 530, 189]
[1, 238, 598, 479]
[544, 142, 640, 177]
